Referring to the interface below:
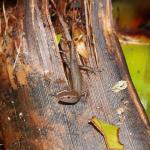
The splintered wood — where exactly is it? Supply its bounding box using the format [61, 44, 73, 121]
[30, 0, 35, 28]
[0, 1, 29, 90]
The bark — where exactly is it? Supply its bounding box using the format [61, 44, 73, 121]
[0, 0, 150, 150]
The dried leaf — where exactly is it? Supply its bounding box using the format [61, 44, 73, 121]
[72, 24, 90, 59]
[112, 80, 127, 93]
[91, 116, 123, 150]
[76, 41, 89, 59]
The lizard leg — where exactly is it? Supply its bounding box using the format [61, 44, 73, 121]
[60, 52, 98, 74]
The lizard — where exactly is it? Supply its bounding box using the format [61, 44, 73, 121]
[50, 0, 89, 104]
[55, 40, 85, 104]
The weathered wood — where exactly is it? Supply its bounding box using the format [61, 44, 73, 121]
[0, 0, 150, 150]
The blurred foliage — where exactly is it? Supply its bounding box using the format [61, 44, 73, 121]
[112, 0, 150, 31]
[122, 44, 150, 117]
[112, 0, 150, 118]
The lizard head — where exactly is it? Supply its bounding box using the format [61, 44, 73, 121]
[55, 90, 80, 104]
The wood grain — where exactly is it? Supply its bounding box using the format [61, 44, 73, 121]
[0, 0, 150, 150]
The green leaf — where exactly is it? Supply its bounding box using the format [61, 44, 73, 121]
[122, 43, 150, 117]
[91, 116, 123, 150]
[56, 33, 62, 45]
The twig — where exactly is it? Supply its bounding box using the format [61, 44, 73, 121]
[50, 0, 72, 41]
[3, 1, 8, 35]
[44, 0, 60, 53]
[13, 35, 23, 70]
[30, 0, 35, 28]
[0, 18, 1, 35]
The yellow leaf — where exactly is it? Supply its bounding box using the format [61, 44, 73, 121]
[91, 116, 123, 150]
[56, 33, 62, 45]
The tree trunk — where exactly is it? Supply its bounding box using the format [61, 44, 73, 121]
[0, 0, 150, 150]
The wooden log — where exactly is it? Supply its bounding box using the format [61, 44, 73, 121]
[0, 0, 150, 149]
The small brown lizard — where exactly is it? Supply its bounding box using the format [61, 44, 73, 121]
[56, 40, 85, 104]
[51, 0, 88, 104]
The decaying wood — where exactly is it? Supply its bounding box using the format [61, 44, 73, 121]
[100, 0, 150, 128]
[0, 0, 150, 150]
